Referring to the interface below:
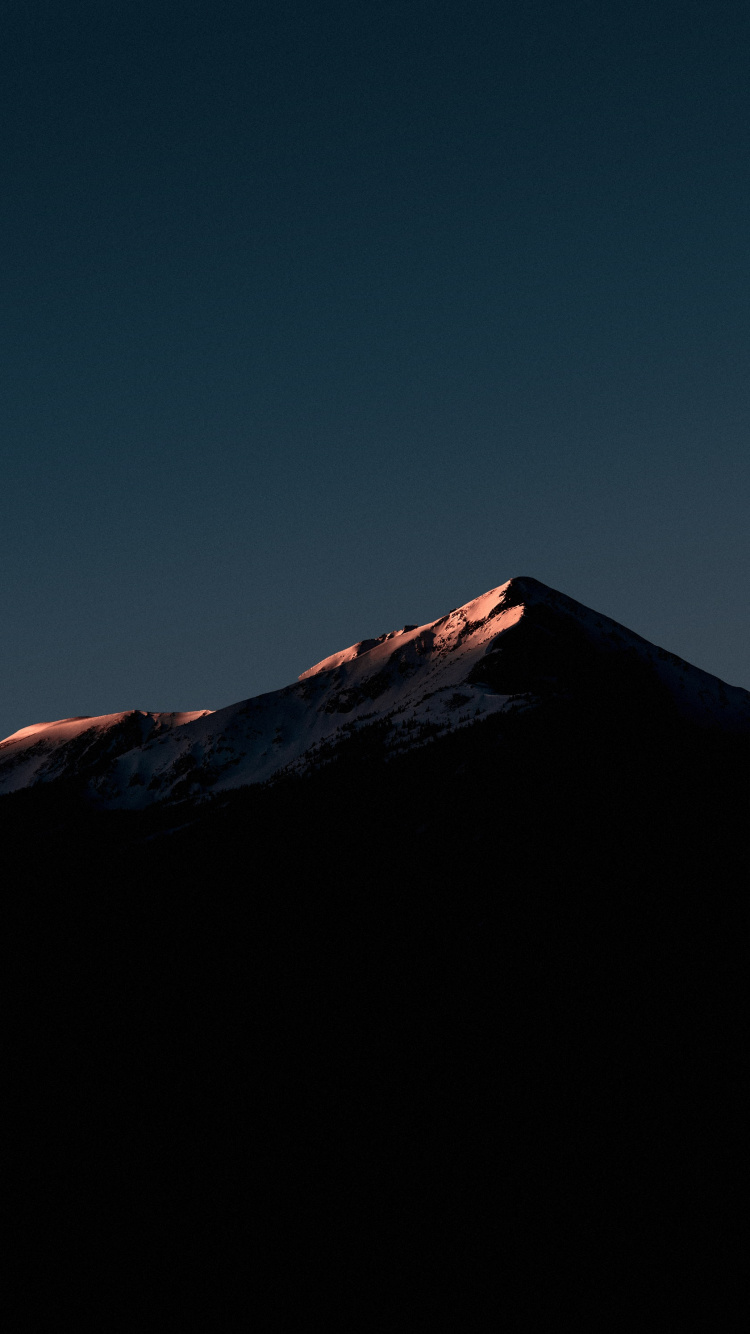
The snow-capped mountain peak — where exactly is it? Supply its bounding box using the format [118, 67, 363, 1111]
[1, 576, 747, 807]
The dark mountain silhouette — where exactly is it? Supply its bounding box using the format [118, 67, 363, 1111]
[5, 577, 746, 1322]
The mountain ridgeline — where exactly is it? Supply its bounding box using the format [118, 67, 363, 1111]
[2, 575, 748, 806]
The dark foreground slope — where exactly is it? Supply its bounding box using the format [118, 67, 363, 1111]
[5, 661, 747, 1323]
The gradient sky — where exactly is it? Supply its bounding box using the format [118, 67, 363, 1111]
[2, 0, 749, 739]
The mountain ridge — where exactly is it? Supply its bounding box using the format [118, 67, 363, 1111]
[1, 574, 747, 806]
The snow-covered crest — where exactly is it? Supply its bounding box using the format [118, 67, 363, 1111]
[0, 710, 212, 796]
[1, 576, 748, 806]
[299, 580, 517, 680]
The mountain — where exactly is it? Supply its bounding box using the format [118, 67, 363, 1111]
[2, 575, 747, 805]
[5, 576, 746, 1322]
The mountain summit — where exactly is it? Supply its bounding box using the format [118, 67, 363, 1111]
[1, 575, 747, 806]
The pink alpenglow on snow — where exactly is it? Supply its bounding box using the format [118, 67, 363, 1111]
[0, 710, 212, 796]
[1, 576, 748, 808]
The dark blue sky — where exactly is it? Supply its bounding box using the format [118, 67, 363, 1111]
[2, 0, 749, 738]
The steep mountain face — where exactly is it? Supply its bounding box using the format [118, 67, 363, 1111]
[1, 574, 748, 806]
